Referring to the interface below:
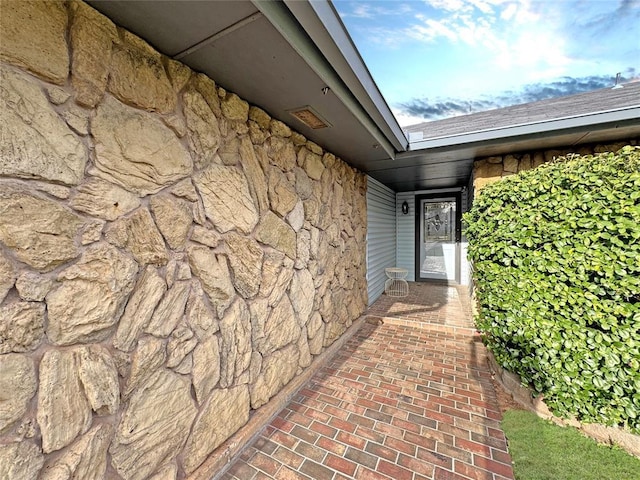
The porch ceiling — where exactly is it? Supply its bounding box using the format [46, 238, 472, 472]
[89, 1, 640, 194]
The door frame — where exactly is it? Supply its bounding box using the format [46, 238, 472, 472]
[414, 192, 462, 283]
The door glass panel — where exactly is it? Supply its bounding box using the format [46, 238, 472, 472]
[419, 199, 457, 281]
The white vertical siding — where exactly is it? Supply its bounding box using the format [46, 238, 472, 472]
[396, 192, 416, 281]
[366, 176, 397, 305]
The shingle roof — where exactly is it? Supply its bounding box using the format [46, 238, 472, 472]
[404, 81, 640, 141]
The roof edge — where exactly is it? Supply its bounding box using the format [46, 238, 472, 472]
[406, 106, 640, 152]
[284, 0, 408, 152]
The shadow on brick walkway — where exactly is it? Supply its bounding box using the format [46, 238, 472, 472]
[221, 283, 514, 480]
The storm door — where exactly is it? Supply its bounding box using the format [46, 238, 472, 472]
[415, 193, 461, 283]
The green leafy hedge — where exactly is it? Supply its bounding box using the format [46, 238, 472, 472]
[464, 146, 640, 432]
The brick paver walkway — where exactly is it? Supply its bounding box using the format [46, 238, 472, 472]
[221, 283, 514, 480]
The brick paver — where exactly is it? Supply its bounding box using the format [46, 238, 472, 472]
[221, 283, 514, 480]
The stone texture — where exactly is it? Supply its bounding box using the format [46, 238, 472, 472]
[70, 177, 141, 221]
[226, 233, 263, 299]
[504, 154, 519, 173]
[268, 257, 295, 307]
[150, 194, 192, 250]
[16, 272, 53, 302]
[46, 242, 138, 345]
[114, 266, 166, 352]
[77, 345, 120, 416]
[0, 354, 37, 434]
[46, 85, 71, 105]
[191, 73, 222, 117]
[92, 96, 192, 196]
[259, 294, 300, 355]
[182, 385, 251, 474]
[108, 34, 175, 113]
[164, 57, 192, 93]
[296, 229, 311, 269]
[0, 186, 84, 271]
[190, 225, 221, 248]
[294, 167, 314, 200]
[194, 164, 259, 234]
[60, 104, 90, 136]
[183, 87, 221, 168]
[290, 269, 315, 327]
[163, 113, 187, 137]
[37, 349, 92, 453]
[473, 159, 504, 192]
[240, 136, 270, 214]
[145, 280, 191, 338]
[70, 1, 117, 107]
[259, 250, 285, 299]
[219, 299, 252, 388]
[0, 1, 68, 84]
[186, 284, 219, 340]
[173, 351, 193, 375]
[170, 178, 199, 201]
[166, 326, 198, 368]
[249, 120, 269, 145]
[218, 135, 240, 165]
[166, 259, 191, 288]
[303, 196, 320, 225]
[270, 119, 292, 137]
[123, 337, 166, 398]
[249, 106, 271, 129]
[0, 67, 87, 185]
[39, 424, 113, 480]
[306, 141, 323, 155]
[192, 335, 221, 405]
[299, 148, 325, 180]
[266, 136, 297, 172]
[110, 369, 197, 480]
[268, 167, 298, 217]
[0, 302, 45, 353]
[255, 211, 297, 259]
[0, 250, 16, 303]
[32, 182, 71, 200]
[221, 93, 249, 122]
[148, 463, 178, 480]
[307, 310, 322, 339]
[188, 246, 235, 318]
[251, 344, 299, 409]
[105, 207, 168, 265]
[0, 441, 44, 480]
[296, 328, 313, 368]
[287, 200, 305, 232]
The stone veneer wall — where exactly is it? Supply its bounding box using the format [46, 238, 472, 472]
[472, 139, 639, 194]
[0, 2, 368, 479]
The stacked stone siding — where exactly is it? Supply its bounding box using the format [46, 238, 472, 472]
[472, 140, 639, 194]
[0, 1, 368, 479]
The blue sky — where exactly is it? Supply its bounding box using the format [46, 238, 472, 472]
[335, 0, 640, 126]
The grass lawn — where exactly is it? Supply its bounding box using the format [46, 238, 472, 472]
[502, 410, 640, 480]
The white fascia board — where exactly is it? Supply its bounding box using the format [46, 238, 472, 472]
[286, 0, 408, 152]
[408, 106, 640, 151]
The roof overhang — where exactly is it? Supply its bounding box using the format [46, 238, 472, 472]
[88, 0, 406, 170]
[86, 1, 640, 194]
[366, 106, 640, 192]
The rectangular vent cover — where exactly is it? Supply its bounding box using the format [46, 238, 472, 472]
[288, 106, 331, 129]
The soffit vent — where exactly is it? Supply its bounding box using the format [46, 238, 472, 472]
[287, 106, 331, 129]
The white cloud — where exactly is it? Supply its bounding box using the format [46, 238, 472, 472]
[338, 1, 415, 19]
[350, 4, 374, 19]
[391, 107, 430, 127]
[408, 18, 458, 43]
[408, 0, 575, 77]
